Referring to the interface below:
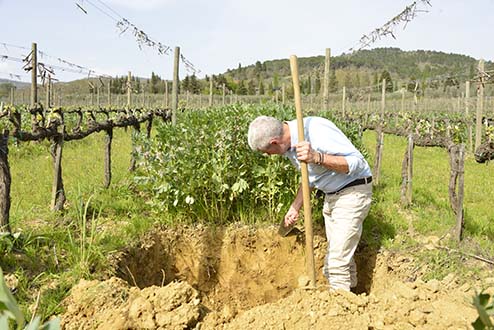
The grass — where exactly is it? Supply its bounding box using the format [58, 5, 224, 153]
[1, 115, 493, 323]
[362, 130, 494, 280]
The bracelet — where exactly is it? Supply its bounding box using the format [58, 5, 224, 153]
[315, 151, 323, 165]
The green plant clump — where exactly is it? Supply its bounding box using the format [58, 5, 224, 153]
[135, 104, 365, 224]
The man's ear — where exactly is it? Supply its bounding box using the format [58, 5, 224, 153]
[269, 137, 279, 145]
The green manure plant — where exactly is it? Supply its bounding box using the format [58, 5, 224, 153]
[135, 104, 366, 224]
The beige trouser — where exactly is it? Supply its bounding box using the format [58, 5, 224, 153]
[322, 182, 372, 291]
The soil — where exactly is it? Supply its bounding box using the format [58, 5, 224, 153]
[59, 225, 493, 329]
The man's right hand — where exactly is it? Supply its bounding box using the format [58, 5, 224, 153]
[284, 206, 299, 227]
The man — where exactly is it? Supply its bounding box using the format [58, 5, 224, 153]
[247, 115, 372, 291]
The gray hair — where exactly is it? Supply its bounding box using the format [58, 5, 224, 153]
[247, 116, 283, 151]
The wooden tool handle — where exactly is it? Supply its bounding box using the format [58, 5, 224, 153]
[289, 55, 316, 288]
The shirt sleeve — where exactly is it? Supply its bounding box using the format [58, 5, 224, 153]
[344, 155, 368, 175]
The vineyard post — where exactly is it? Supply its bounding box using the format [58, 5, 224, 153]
[97, 85, 100, 107]
[323, 48, 330, 110]
[401, 88, 405, 113]
[164, 80, 169, 107]
[104, 126, 113, 188]
[9, 88, 14, 105]
[464, 81, 472, 152]
[58, 88, 62, 107]
[45, 76, 51, 109]
[275, 89, 279, 104]
[401, 134, 414, 206]
[381, 79, 386, 120]
[341, 86, 346, 116]
[367, 93, 370, 113]
[51, 124, 66, 211]
[31, 42, 37, 107]
[222, 84, 225, 105]
[0, 130, 11, 233]
[209, 77, 213, 107]
[127, 71, 132, 108]
[449, 144, 465, 241]
[456, 145, 465, 241]
[107, 79, 111, 107]
[171, 47, 179, 125]
[282, 83, 286, 105]
[475, 59, 484, 151]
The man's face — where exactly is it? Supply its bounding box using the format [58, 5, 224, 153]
[261, 138, 289, 155]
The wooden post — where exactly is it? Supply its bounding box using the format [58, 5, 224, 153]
[381, 79, 386, 120]
[9, 88, 14, 105]
[475, 60, 484, 151]
[129, 122, 140, 172]
[209, 77, 213, 107]
[127, 71, 132, 107]
[96, 86, 100, 107]
[51, 125, 66, 211]
[282, 83, 286, 105]
[342, 86, 346, 116]
[31, 42, 37, 107]
[0, 130, 11, 233]
[289, 55, 316, 288]
[323, 48, 331, 110]
[401, 134, 414, 205]
[104, 127, 113, 188]
[373, 128, 384, 186]
[164, 80, 169, 107]
[222, 84, 226, 105]
[171, 47, 180, 125]
[108, 79, 111, 107]
[401, 88, 405, 113]
[45, 76, 51, 109]
[449, 144, 465, 241]
[367, 93, 371, 114]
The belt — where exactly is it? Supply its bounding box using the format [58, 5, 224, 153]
[327, 176, 372, 195]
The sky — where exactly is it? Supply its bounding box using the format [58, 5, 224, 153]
[0, 0, 493, 82]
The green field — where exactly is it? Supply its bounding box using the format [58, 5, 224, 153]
[1, 104, 493, 323]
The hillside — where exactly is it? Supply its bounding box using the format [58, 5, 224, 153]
[225, 48, 493, 90]
[2, 48, 493, 99]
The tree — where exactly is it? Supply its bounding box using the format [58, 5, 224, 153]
[237, 80, 247, 95]
[189, 74, 200, 94]
[182, 76, 190, 92]
[150, 72, 159, 94]
[379, 70, 393, 92]
[259, 79, 265, 95]
[328, 70, 338, 92]
[247, 79, 256, 95]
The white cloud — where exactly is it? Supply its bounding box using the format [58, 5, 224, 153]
[105, 0, 175, 11]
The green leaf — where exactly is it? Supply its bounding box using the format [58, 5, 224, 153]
[472, 317, 486, 330]
[0, 314, 10, 330]
[473, 293, 494, 328]
[479, 293, 492, 307]
[41, 317, 60, 330]
[25, 316, 40, 330]
[0, 268, 24, 329]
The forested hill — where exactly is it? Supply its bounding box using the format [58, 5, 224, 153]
[225, 48, 491, 88]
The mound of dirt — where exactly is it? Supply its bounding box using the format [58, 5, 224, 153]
[59, 226, 491, 329]
[61, 278, 202, 330]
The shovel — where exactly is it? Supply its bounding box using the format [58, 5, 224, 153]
[278, 218, 296, 237]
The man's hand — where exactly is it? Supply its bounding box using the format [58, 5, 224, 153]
[296, 141, 317, 163]
[284, 205, 299, 226]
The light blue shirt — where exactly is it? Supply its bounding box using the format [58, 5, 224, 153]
[283, 117, 372, 193]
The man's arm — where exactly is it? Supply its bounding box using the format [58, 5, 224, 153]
[284, 183, 303, 226]
[295, 141, 349, 173]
